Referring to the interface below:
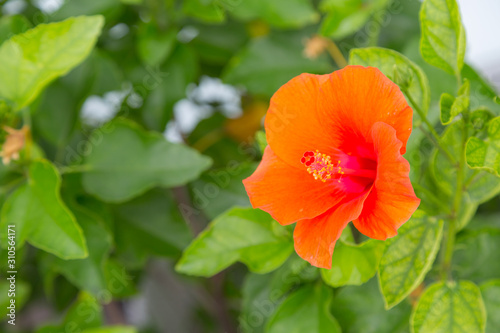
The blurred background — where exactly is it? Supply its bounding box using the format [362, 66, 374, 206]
[0, 0, 499, 332]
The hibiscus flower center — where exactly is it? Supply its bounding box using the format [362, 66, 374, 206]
[300, 150, 377, 183]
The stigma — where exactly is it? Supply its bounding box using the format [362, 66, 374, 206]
[300, 150, 344, 183]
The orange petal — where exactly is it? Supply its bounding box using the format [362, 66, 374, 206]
[293, 192, 370, 269]
[243, 146, 346, 225]
[353, 122, 420, 240]
[265, 66, 413, 167]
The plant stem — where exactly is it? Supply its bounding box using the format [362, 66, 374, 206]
[405, 93, 456, 164]
[441, 119, 467, 281]
[325, 39, 348, 68]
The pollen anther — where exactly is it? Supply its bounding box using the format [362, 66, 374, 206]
[300, 150, 342, 182]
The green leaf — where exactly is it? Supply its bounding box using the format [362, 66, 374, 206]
[432, 120, 500, 205]
[319, 0, 390, 39]
[0, 15, 31, 45]
[230, 0, 319, 29]
[411, 280, 486, 333]
[182, 0, 226, 23]
[349, 47, 431, 115]
[443, 79, 471, 124]
[266, 284, 341, 333]
[51, 0, 121, 21]
[378, 211, 443, 309]
[466, 116, 500, 176]
[255, 131, 268, 154]
[419, 0, 466, 75]
[0, 16, 104, 110]
[222, 31, 332, 96]
[321, 239, 384, 288]
[104, 259, 136, 298]
[454, 229, 500, 283]
[190, 21, 248, 65]
[36, 291, 103, 333]
[440, 92, 456, 125]
[0, 159, 87, 259]
[190, 162, 255, 220]
[240, 255, 318, 333]
[331, 278, 411, 333]
[45, 201, 112, 295]
[137, 23, 176, 66]
[470, 108, 495, 134]
[113, 189, 192, 265]
[480, 280, 500, 333]
[176, 207, 293, 277]
[82, 119, 212, 203]
[142, 44, 198, 131]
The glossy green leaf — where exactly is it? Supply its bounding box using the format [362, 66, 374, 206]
[466, 116, 500, 176]
[266, 284, 341, 333]
[432, 120, 500, 205]
[420, 0, 466, 75]
[331, 278, 411, 333]
[378, 211, 443, 309]
[230, 0, 319, 29]
[411, 280, 486, 333]
[222, 31, 332, 96]
[319, 0, 390, 39]
[82, 119, 212, 203]
[176, 207, 293, 277]
[0, 16, 104, 109]
[0, 160, 87, 259]
[349, 47, 431, 115]
[321, 239, 384, 288]
[480, 280, 500, 333]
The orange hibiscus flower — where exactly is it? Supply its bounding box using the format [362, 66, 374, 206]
[243, 66, 420, 269]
